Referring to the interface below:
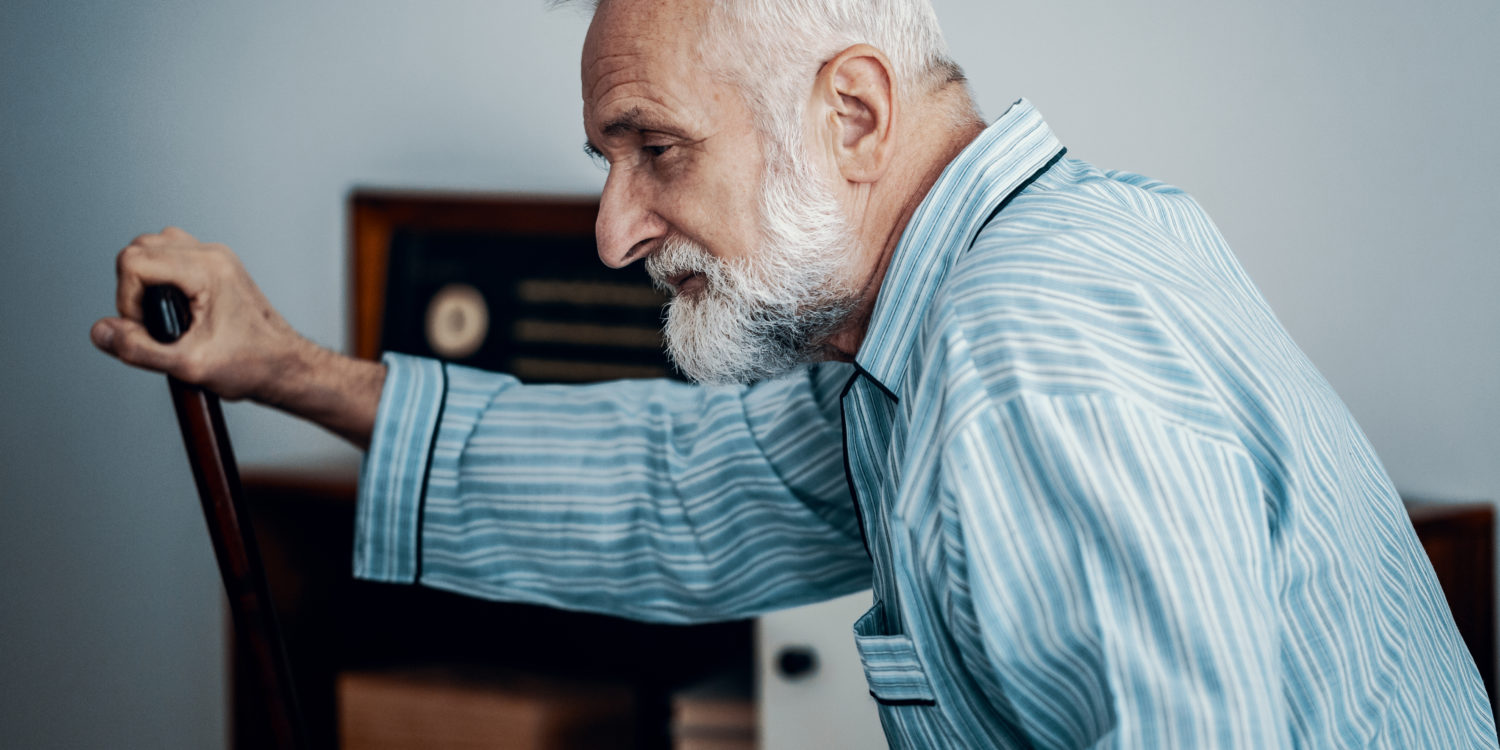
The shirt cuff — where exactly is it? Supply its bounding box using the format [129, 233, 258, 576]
[353, 352, 448, 584]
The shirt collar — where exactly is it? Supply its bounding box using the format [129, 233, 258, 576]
[853, 98, 1065, 399]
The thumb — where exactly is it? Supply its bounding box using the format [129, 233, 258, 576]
[91, 317, 182, 375]
[90, 317, 122, 352]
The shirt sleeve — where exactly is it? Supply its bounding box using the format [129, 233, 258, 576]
[941, 391, 1288, 748]
[355, 352, 871, 624]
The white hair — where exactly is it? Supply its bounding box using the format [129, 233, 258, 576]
[566, 0, 972, 145]
[700, 1, 967, 147]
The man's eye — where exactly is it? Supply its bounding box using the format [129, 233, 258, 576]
[644, 144, 672, 158]
[583, 144, 609, 171]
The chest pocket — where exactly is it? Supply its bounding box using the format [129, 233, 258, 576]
[853, 601, 937, 706]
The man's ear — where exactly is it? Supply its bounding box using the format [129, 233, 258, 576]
[812, 44, 896, 184]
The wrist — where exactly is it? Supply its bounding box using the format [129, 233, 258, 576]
[256, 337, 388, 448]
[254, 334, 326, 410]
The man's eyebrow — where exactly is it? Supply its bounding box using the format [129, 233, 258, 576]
[584, 107, 683, 162]
[602, 106, 674, 138]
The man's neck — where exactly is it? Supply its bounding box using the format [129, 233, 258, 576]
[824, 107, 986, 361]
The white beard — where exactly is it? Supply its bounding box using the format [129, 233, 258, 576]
[646, 156, 859, 385]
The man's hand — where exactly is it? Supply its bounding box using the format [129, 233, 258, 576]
[92, 227, 306, 400]
[92, 227, 387, 447]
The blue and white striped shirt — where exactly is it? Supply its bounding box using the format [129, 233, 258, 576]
[355, 100, 1496, 747]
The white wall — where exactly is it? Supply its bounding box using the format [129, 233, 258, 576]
[1, 1, 1494, 747]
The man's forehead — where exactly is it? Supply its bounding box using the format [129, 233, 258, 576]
[592, 0, 704, 30]
[584, 0, 706, 64]
[581, 0, 716, 128]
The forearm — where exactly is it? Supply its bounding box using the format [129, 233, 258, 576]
[355, 356, 870, 622]
[258, 337, 387, 449]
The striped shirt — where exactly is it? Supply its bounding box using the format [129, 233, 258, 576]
[355, 100, 1497, 748]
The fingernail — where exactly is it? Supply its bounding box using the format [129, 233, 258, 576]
[91, 323, 114, 350]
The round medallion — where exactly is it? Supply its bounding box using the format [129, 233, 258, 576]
[424, 283, 489, 359]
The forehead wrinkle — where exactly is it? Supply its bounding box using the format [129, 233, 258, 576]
[582, 3, 714, 118]
[584, 54, 696, 142]
[588, 76, 708, 145]
[581, 3, 749, 160]
[585, 50, 646, 103]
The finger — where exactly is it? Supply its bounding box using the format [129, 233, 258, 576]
[159, 225, 194, 241]
[114, 241, 212, 320]
[90, 317, 185, 375]
[129, 230, 171, 248]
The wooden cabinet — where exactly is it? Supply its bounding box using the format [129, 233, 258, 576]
[235, 467, 750, 750]
[1405, 502, 1495, 706]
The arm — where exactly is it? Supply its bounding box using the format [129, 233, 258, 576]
[357, 354, 871, 624]
[942, 393, 1286, 748]
[91, 227, 385, 447]
[93, 229, 871, 622]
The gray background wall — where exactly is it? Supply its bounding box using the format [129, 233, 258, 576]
[2, 1, 1495, 747]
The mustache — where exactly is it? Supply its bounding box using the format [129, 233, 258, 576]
[645, 236, 722, 295]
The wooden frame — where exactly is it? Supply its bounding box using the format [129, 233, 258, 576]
[348, 190, 600, 361]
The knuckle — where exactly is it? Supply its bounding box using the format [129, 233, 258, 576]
[116, 244, 145, 276]
[164, 226, 196, 241]
[177, 351, 207, 383]
[208, 247, 239, 278]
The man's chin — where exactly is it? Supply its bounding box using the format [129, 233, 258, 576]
[666, 343, 771, 386]
[665, 329, 811, 386]
[663, 321, 787, 386]
[659, 272, 864, 383]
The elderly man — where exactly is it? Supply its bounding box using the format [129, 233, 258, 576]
[93, 0, 1495, 747]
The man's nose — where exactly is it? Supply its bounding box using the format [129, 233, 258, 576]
[595, 170, 664, 269]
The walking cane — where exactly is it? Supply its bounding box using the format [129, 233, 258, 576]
[143, 285, 310, 749]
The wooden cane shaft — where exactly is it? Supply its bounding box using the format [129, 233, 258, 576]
[168, 377, 308, 749]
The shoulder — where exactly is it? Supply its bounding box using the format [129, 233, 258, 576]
[955, 157, 1209, 285]
[914, 159, 1229, 427]
[934, 156, 1232, 344]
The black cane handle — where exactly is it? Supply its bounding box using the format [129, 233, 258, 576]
[142, 285, 193, 344]
[143, 285, 309, 749]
